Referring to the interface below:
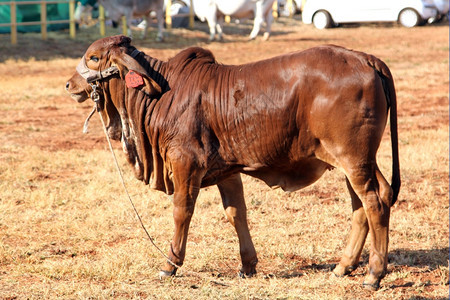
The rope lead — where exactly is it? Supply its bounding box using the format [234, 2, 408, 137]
[89, 84, 181, 272]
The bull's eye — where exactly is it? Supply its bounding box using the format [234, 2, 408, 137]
[90, 56, 99, 62]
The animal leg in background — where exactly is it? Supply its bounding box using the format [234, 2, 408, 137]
[204, 4, 222, 41]
[215, 16, 224, 41]
[154, 6, 164, 41]
[218, 174, 258, 276]
[262, 4, 274, 40]
[248, 0, 263, 40]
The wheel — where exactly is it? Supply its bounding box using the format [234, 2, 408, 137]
[312, 10, 333, 29]
[398, 8, 422, 27]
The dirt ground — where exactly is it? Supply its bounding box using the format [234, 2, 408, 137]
[0, 16, 448, 299]
[0, 18, 448, 152]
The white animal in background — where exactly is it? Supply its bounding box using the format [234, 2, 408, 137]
[192, 0, 276, 41]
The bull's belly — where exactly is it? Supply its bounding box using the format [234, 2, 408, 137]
[242, 158, 333, 192]
[201, 158, 333, 192]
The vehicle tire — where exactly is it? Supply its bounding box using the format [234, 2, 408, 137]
[398, 8, 422, 27]
[312, 10, 333, 29]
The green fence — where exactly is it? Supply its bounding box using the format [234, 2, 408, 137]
[0, 0, 75, 44]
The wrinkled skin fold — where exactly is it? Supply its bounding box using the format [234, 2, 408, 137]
[65, 35, 400, 291]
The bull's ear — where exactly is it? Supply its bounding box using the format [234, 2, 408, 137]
[109, 48, 162, 97]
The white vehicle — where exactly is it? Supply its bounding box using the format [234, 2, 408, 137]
[430, 0, 449, 21]
[302, 0, 440, 29]
[433, 0, 449, 14]
[192, 0, 276, 41]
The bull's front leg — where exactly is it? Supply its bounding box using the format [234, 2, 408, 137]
[217, 174, 258, 277]
[159, 163, 204, 278]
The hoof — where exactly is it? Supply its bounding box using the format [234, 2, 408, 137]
[363, 281, 380, 291]
[238, 270, 256, 278]
[159, 268, 177, 279]
[332, 263, 357, 277]
[363, 270, 384, 290]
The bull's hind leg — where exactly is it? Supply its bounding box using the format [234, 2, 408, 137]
[344, 166, 393, 290]
[217, 174, 258, 277]
[333, 177, 369, 276]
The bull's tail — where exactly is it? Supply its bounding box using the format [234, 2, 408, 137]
[386, 74, 401, 205]
[368, 56, 401, 205]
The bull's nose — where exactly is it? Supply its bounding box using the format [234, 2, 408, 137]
[65, 81, 70, 91]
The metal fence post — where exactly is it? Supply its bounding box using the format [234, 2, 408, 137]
[287, 0, 294, 17]
[40, 0, 47, 40]
[166, 0, 172, 30]
[10, 1, 17, 44]
[189, 0, 194, 29]
[121, 15, 127, 35]
[99, 4, 105, 36]
[272, 1, 278, 19]
[69, 0, 75, 38]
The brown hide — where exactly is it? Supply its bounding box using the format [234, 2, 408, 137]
[66, 35, 400, 290]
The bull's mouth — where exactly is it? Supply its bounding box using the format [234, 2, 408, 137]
[70, 92, 89, 103]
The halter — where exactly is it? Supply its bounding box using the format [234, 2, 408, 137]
[76, 55, 119, 83]
[75, 48, 141, 83]
[78, 48, 141, 133]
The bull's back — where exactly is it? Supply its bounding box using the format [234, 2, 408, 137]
[207, 46, 388, 168]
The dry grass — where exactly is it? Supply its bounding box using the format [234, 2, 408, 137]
[0, 17, 448, 299]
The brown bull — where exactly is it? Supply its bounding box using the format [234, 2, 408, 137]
[65, 35, 400, 290]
